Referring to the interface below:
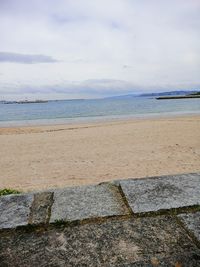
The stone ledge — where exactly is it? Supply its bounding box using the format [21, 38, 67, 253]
[177, 211, 200, 243]
[0, 194, 34, 229]
[1, 216, 200, 267]
[119, 173, 200, 213]
[0, 172, 200, 230]
[49, 183, 129, 223]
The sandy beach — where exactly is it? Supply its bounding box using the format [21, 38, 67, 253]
[0, 115, 200, 192]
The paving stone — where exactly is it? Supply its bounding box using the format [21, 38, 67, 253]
[50, 183, 128, 223]
[0, 194, 33, 229]
[120, 173, 200, 213]
[29, 192, 54, 225]
[178, 211, 200, 242]
[0, 215, 200, 267]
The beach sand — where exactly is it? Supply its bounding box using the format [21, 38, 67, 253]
[0, 115, 200, 192]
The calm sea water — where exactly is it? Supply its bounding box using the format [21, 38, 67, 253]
[0, 97, 200, 126]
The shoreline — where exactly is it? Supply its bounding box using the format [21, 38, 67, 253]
[0, 114, 200, 192]
[0, 110, 200, 129]
[0, 113, 200, 135]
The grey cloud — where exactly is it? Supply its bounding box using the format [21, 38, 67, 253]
[123, 65, 131, 69]
[0, 79, 140, 96]
[0, 52, 58, 64]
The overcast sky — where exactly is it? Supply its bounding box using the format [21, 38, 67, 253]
[0, 0, 200, 100]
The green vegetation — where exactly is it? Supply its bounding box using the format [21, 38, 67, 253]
[189, 92, 200, 96]
[54, 219, 66, 226]
[0, 188, 21, 196]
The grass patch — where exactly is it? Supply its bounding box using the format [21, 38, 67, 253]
[54, 219, 68, 226]
[0, 188, 21, 196]
[190, 92, 200, 96]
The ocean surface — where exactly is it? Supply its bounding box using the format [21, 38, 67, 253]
[0, 97, 200, 126]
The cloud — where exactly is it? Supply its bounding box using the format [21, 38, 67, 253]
[0, 0, 199, 99]
[0, 52, 58, 64]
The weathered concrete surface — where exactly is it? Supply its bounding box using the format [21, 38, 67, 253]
[1, 173, 200, 266]
[50, 184, 128, 223]
[0, 216, 200, 267]
[178, 211, 200, 243]
[0, 194, 33, 229]
[120, 173, 200, 213]
[28, 192, 54, 225]
[0, 173, 200, 230]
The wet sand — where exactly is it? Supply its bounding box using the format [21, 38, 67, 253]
[0, 115, 200, 192]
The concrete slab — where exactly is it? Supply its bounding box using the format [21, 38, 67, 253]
[178, 211, 200, 242]
[120, 173, 200, 213]
[0, 215, 199, 266]
[0, 194, 33, 229]
[50, 183, 128, 223]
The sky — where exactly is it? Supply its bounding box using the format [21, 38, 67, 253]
[0, 0, 200, 100]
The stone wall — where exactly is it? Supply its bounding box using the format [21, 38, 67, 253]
[0, 173, 200, 266]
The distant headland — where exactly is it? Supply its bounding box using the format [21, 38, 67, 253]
[156, 91, 200, 100]
[103, 90, 200, 100]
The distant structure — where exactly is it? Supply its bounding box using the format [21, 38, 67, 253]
[4, 100, 48, 104]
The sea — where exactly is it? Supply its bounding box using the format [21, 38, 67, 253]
[0, 97, 200, 126]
